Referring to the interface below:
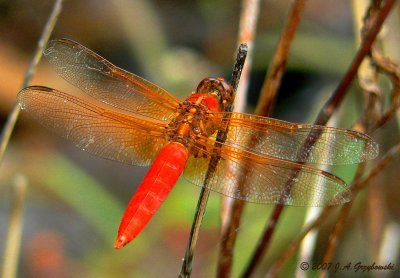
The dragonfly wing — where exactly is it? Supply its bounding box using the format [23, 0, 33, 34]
[183, 143, 351, 206]
[212, 112, 378, 165]
[18, 86, 168, 166]
[44, 39, 181, 121]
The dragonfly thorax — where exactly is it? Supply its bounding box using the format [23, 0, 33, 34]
[166, 77, 232, 148]
[166, 95, 222, 149]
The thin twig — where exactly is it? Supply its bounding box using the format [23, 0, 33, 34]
[314, 0, 396, 126]
[319, 5, 389, 273]
[319, 3, 400, 273]
[0, 0, 64, 164]
[255, 0, 307, 116]
[318, 166, 366, 278]
[179, 45, 248, 278]
[217, 0, 260, 276]
[231, 45, 250, 94]
[318, 4, 379, 274]
[269, 43, 400, 271]
[370, 47, 400, 129]
[267, 142, 400, 276]
[240, 0, 308, 276]
[353, 1, 385, 132]
[232, 0, 261, 112]
[267, 206, 335, 277]
[2, 175, 28, 278]
[319, 205, 353, 278]
[243, 1, 396, 276]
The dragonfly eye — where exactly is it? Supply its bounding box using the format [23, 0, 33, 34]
[196, 77, 234, 109]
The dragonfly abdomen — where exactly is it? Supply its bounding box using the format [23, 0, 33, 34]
[114, 141, 188, 249]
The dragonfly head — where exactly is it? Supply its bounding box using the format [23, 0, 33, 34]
[196, 77, 234, 111]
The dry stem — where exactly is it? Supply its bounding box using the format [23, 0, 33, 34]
[0, 0, 64, 164]
[243, 1, 396, 276]
[268, 142, 400, 276]
[2, 175, 28, 278]
[217, 0, 260, 276]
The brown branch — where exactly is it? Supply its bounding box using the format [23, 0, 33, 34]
[223, 1, 308, 277]
[370, 47, 400, 130]
[231, 0, 261, 112]
[270, 40, 400, 274]
[1, 175, 28, 278]
[255, 0, 307, 116]
[217, 0, 260, 277]
[179, 45, 248, 278]
[243, 0, 396, 276]
[0, 0, 65, 164]
[319, 3, 400, 270]
[321, 138, 400, 278]
[314, 0, 396, 126]
[318, 167, 365, 278]
[268, 142, 400, 276]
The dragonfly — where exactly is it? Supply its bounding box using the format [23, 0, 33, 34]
[17, 39, 378, 249]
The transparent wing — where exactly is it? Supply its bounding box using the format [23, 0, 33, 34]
[18, 86, 168, 166]
[210, 112, 378, 165]
[44, 39, 181, 121]
[184, 143, 351, 206]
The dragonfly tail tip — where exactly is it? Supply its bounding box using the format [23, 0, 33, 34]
[114, 235, 129, 249]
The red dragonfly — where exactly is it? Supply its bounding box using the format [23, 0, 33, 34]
[17, 39, 378, 249]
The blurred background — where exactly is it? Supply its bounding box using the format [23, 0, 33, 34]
[0, 0, 399, 277]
